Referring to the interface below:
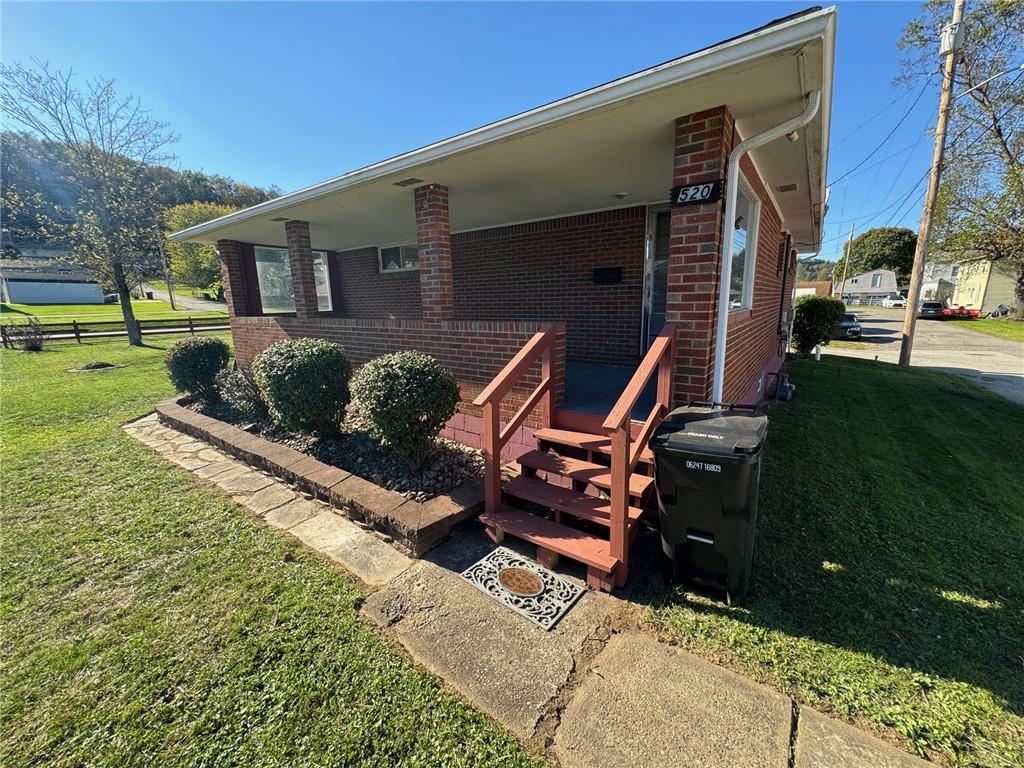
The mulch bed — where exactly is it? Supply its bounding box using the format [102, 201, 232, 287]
[192, 402, 483, 503]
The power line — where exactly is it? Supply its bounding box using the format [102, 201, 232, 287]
[827, 79, 933, 186]
[831, 82, 923, 147]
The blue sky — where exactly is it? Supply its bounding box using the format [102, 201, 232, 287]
[3, 1, 940, 260]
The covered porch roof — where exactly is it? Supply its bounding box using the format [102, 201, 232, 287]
[172, 7, 835, 254]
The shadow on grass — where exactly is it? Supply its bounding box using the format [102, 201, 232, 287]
[636, 356, 1023, 717]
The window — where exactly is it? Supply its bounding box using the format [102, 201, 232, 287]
[253, 247, 332, 314]
[871, 272, 882, 288]
[729, 179, 761, 310]
[380, 244, 419, 273]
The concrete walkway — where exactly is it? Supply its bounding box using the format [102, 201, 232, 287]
[125, 413, 929, 768]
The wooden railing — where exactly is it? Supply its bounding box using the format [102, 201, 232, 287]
[601, 324, 676, 587]
[472, 327, 559, 515]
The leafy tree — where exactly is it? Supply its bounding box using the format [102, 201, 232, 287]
[796, 257, 835, 283]
[163, 202, 237, 291]
[900, 0, 1024, 313]
[0, 61, 176, 345]
[834, 227, 918, 284]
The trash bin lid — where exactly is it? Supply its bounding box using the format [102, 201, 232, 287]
[653, 406, 768, 456]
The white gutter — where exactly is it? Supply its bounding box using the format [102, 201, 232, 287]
[171, 8, 835, 243]
[711, 89, 821, 405]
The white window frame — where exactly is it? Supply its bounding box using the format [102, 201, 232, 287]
[253, 246, 333, 313]
[378, 243, 420, 274]
[731, 175, 761, 312]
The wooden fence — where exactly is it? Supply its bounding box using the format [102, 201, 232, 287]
[0, 316, 230, 348]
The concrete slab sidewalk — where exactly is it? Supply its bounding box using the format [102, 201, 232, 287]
[125, 412, 930, 768]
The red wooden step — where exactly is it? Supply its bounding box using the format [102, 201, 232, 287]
[534, 427, 654, 464]
[480, 505, 619, 573]
[503, 475, 644, 529]
[517, 449, 655, 499]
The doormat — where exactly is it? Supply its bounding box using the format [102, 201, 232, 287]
[460, 547, 584, 631]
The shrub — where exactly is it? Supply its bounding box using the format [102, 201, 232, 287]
[164, 336, 230, 402]
[351, 351, 459, 464]
[216, 365, 268, 418]
[792, 295, 846, 354]
[7, 318, 45, 351]
[252, 338, 351, 434]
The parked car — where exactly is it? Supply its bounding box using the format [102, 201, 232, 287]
[917, 300, 946, 320]
[881, 295, 907, 309]
[833, 313, 862, 340]
[103, 293, 119, 304]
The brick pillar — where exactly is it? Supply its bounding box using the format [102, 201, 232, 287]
[414, 184, 452, 321]
[285, 219, 318, 319]
[666, 106, 735, 406]
[216, 239, 248, 318]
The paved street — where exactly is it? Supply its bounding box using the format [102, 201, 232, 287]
[143, 282, 226, 313]
[824, 308, 1024, 406]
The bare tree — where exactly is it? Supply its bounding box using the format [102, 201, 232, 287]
[0, 60, 177, 344]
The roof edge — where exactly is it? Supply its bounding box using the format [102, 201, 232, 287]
[172, 6, 836, 243]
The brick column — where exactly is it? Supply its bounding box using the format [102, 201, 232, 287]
[285, 219, 318, 319]
[663, 109, 737, 409]
[666, 106, 735, 405]
[414, 184, 452, 321]
[216, 239, 248, 318]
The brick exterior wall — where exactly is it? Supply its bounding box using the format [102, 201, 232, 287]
[285, 220, 319, 319]
[414, 184, 453, 321]
[328, 247, 422, 319]
[230, 315, 565, 430]
[451, 207, 647, 366]
[217, 239, 249, 318]
[667, 106, 734, 405]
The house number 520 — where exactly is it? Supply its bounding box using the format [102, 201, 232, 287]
[670, 180, 723, 207]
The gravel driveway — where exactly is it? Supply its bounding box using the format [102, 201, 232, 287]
[823, 307, 1024, 406]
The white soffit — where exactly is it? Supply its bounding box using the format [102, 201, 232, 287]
[173, 7, 835, 252]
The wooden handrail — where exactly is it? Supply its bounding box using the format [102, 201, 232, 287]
[602, 328, 674, 433]
[475, 326, 559, 515]
[603, 324, 675, 588]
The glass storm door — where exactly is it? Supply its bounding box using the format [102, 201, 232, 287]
[642, 209, 670, 352]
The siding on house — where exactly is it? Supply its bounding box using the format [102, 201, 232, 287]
[953, 259, 1017, 313]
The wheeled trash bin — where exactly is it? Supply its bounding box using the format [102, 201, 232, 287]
[650, 404, 768, 604]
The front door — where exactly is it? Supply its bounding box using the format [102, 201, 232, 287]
[641, 208, 670, 352]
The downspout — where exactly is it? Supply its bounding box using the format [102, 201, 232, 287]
[711, 89, 821, 405]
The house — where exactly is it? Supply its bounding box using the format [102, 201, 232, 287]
[0, 259, 103, 304]
[921, 261, 958, 302]
[172, 8, 835, 589]
[833, 268, 898, 305]
[795, 280, 832, 298]
[951, 257, 1016, 314]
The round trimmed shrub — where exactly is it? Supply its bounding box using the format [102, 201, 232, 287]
[164, 336, 230, 403]
[351, 351, 459, 464]
[216, 365, 268, 418]
[792, 295, 846, 354]
[252, 338, 351, 434]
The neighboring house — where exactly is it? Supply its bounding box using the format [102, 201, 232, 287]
[951, 257, 1017, 313]
[795, 280, 832, 298]
[171, 8, 835, 591]
[0, 260, 103, 304]
[833, 269, 898, 305]
[921, 261, 958, 302]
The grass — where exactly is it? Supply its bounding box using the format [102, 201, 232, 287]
[950, 318, 1024, 343]
[828, 339, 871, 350]
[0, 335, 542, 768]
[645, 356, 1024, 767]
[1, 300, 227, 325]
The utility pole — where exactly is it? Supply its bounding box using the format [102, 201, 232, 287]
[899, 0, 965, 366]
[157, 231, 176, 311]
[837, 223, 854, 300]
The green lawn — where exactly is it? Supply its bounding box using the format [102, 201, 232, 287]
[950, 317, 1024, 343]
[645, 356, 1024, 767]
[1, 300, 227, 325]
[0, 335, 541, 768]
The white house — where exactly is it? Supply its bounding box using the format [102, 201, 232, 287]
[0, 260, 103, 304]
[833, 268, 898, 305]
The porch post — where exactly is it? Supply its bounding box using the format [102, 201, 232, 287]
[216, 239, 248, 318]
[285, 219, 319, 319]
[414, 184, 452, 321]
[666, 106, 735, 405]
